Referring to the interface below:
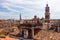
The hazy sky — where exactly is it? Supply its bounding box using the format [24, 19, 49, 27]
[0, 0, 60, 19]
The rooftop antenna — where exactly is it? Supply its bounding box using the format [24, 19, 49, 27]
[47, 1, 48, 4]
[46, 1, 49, 7]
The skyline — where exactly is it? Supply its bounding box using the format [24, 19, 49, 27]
[0, 0, 60, 19]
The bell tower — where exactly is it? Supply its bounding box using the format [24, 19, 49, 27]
[45, 4, 50, 23]
[20, 13, 21, 20]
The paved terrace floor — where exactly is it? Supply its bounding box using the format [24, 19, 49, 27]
[0, 36, 19, 40]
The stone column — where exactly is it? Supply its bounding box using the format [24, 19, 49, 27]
[58, 27, 60, 32]
[31, 27, 34, 38]
[20, 28, 22, 35]
[23, 29, 28, 38]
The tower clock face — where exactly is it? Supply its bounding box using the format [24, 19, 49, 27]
[46, 7, 49, 12]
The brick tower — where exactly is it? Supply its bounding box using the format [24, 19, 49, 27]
[45, 4, 50, 23]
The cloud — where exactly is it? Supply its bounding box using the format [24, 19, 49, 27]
[0, 0, 60, 19]
[0, 12, 19, 20]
